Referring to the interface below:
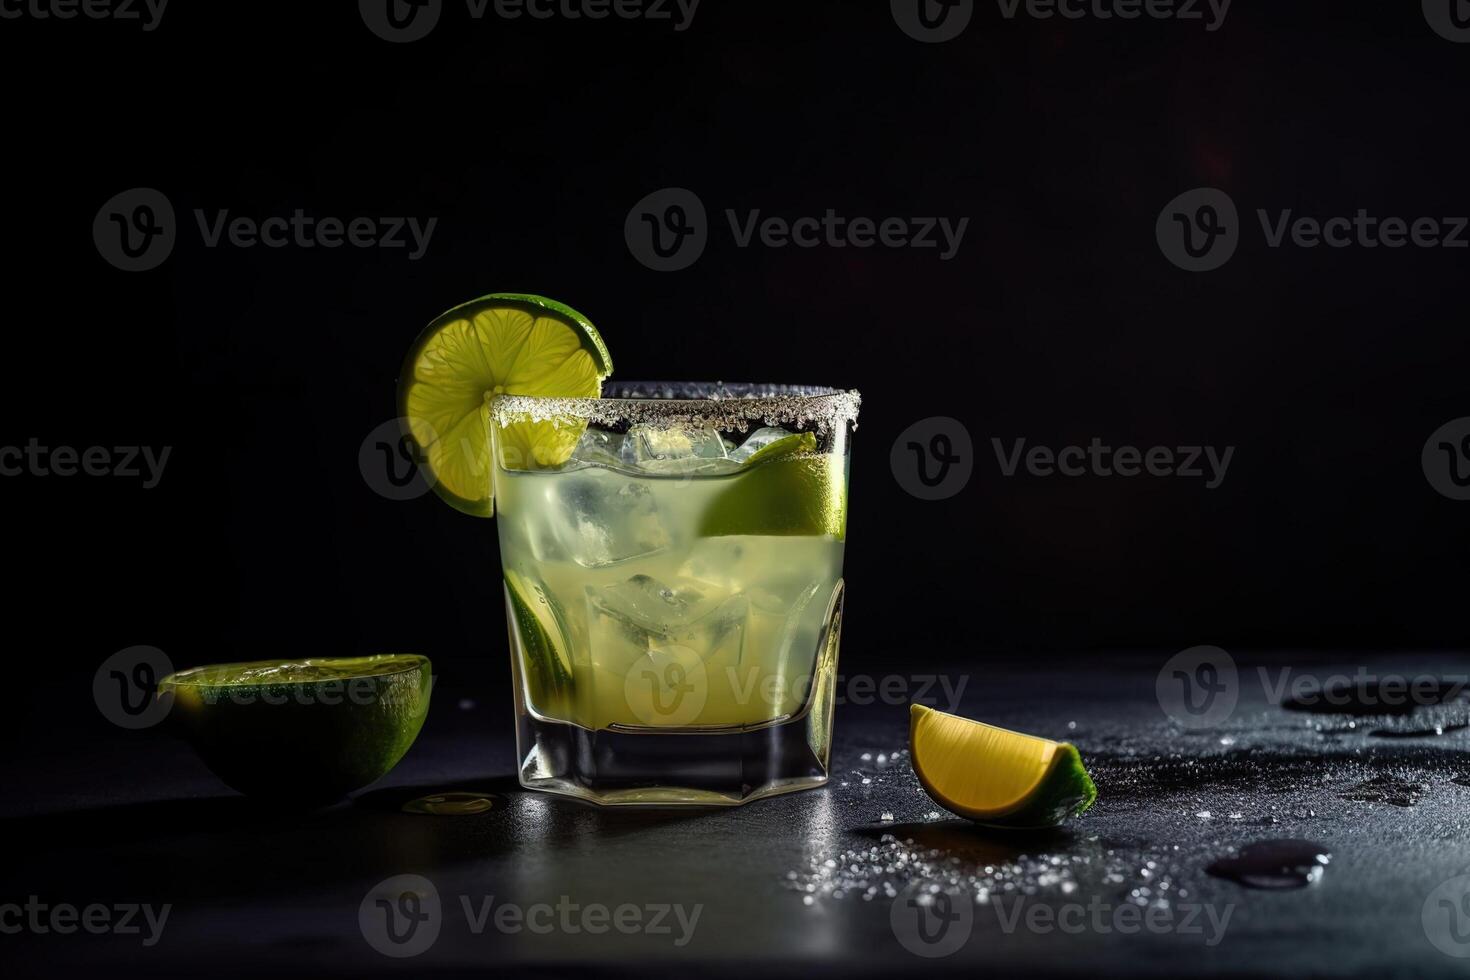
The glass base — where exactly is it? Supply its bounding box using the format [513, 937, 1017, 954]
[508, 580, 844, 806]
[516, 713, 830, 806]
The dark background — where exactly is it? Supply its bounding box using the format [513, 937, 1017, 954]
[3, 0, 1467, 732]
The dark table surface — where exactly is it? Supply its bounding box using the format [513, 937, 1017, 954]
[8, 653, 1470, 978]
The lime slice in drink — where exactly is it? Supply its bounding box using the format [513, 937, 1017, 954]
[698, 436, 846, 540]
[742, 430, 816, 466]
[398, 293, 613, 516]
[909, 704, 1097, 829]
[158, 655, 432, 804]
[504, 568, 575, 714]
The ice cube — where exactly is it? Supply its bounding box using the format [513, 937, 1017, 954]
[731, 426, 799, 462]
[570, 428, 626, 468]
[586, 574, 747, 672]
[590, 574, 708, 628]
[629, 425, 728, 463]
[535, 472, 671, 568]
[678, 538, 747, 592]
[640, 456, 743, 476]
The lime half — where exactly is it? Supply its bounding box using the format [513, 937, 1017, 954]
[909, 704, 1096, 829]
[398, 293, 613, 516]
[159, 655, 432, 804]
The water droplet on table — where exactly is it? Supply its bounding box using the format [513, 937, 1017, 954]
[1207, 839, 1331, 889]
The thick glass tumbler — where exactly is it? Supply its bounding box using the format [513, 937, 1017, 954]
[489, 382, 859, 805]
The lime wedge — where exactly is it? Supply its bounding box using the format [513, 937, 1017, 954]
[909, 704, 1096, 829]
[158, 655, 432, 804]
[742, 430, 816, 466]
[697, 447, 846, 540]
[398, 293, 613, 516]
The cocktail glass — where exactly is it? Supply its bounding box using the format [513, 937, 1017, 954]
[489, 382, 859, 805]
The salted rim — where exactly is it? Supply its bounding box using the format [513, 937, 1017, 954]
[489, 382, 861, 433]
